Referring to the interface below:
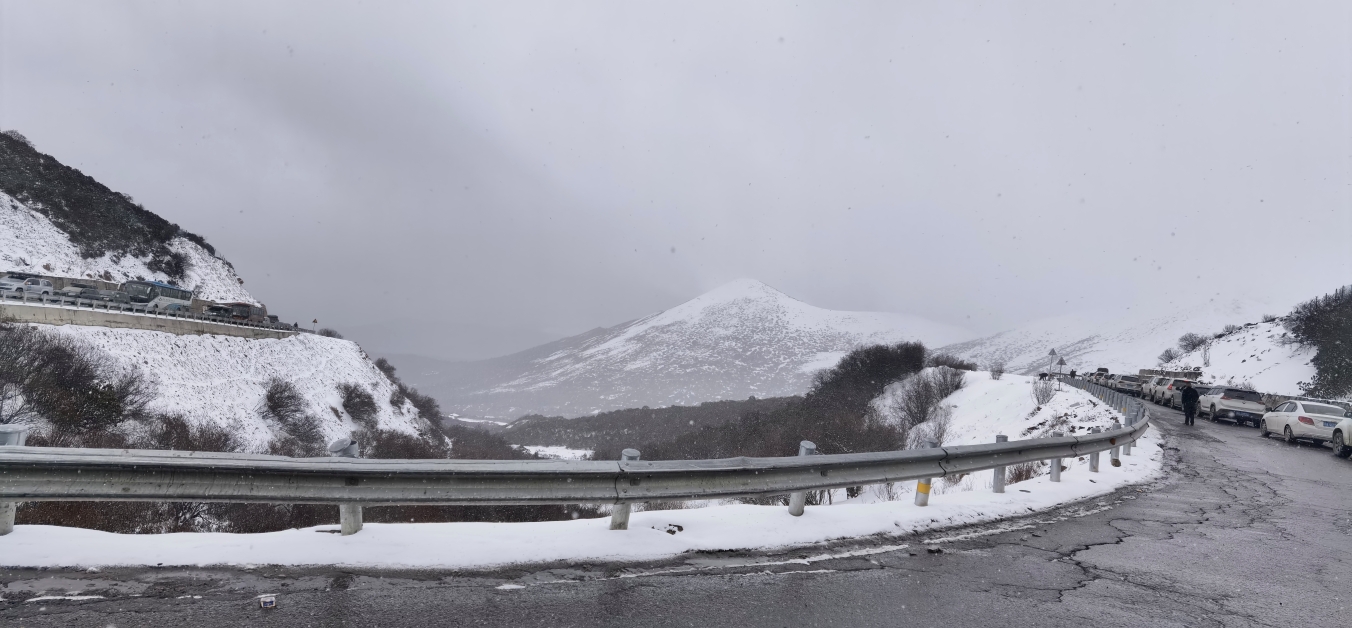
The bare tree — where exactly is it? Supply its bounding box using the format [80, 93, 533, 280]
[988, 359, 1007, 380]
[1157, 347, 1181, 364]
[1201, 341, 1211, 367]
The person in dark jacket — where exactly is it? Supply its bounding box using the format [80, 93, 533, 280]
[1181, 382, 1200, 425]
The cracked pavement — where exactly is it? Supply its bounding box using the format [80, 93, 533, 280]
[2, 404, 1347, 627]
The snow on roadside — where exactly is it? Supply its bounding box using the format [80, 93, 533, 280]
[519, 445, 594, 460]
[0, 371, 1161, 571]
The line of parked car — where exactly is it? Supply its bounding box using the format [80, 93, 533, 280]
[0, 271, 279, 325]
[1077, 369, 1352, 458]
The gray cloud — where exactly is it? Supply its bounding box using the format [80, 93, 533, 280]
[2, 1, 1348, 360]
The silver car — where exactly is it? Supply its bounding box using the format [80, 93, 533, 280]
[1197, 387, 1266, 426]
[0, 275, 54, 297]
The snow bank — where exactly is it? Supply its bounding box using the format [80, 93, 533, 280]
[41, 325, 424, 449]
[1161, 321, 1316, 396]
[0, 370, 1161, 570]
[0, 192, 255, 304]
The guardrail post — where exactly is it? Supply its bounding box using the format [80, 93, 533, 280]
[0, 425, 30, 536]
[1110, 420, 1122, 467]
[992, 434, 1008, 493]
[610, 448, 642, 530]
[914, 440, 939, 506]
[1049, 431, 1064, 482]
[1089, 427, 1101, 473]
[327, 437, 363, 536]
[786, 441, 818, 516]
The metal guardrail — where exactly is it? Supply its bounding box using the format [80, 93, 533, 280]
[0, 382, 1152, 535]
[0, 291, 305, 335]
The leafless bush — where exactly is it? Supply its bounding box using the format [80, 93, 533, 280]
[1006, 461, 1043, 484]
[1031, 379, 1057, 405]
[0, 322, 152, 431]
[1177, 332, 1208, 353]
[1157, 347, 1181, 364]
[338, 382, 379, 429]
[988, 359, 1007, 380]
[907, 404, 952, 448]
[1261, 314, 1278, 323]
[1222, 324, 1242, 334]
[927, 353, 978, 371]
[317, 328, 344, 339]
[887, 367, 965, 447]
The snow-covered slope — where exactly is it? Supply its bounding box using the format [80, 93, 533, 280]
[400, 279, 973, 419]
[1159, 321, 1316, 396]
[939, 297, 1282, 378]
[46, 325, 423, 450]
[0, 192, 254, 304]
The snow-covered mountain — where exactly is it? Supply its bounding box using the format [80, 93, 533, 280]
[394, 279, 973, 419]
[939, 297, 1285, 378]
[0, 192, 253, 303]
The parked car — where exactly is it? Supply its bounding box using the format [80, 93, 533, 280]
[1197, 387, 1266, 426]
[1141, 376, 1169, 402]
[1260, 400, 1351, 444]
[1157, 378, 1196, 408]
[1330, 415, 1352, 458]
[224, 302, 268, 322]
[57, 282, 99, 297]
[0, 275, 54, 297]
[1113, 374, 1143, 396]
[204, 304, 233, 318]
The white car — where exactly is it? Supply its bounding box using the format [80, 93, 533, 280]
[1259, 400, 1351, 445]
[0, 275, 54, 297]
[1332, 417, 1352, 458]
[1198, 387, 1267, 427]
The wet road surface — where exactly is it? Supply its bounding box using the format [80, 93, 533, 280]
[3, 403, 1347, 627]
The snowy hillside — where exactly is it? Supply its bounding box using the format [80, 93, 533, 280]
[940, 297, 1282, 378]
[1159, 321, 1316, 396]
[399, 279, 972, 419]
[0, 192, 254, 303]
[46, 325, 424, 450]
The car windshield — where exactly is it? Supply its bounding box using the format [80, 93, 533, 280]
[1302, 403, 1348, 417]
[1120, 376, 1138, 382]
[1222, 389, 1262, 402]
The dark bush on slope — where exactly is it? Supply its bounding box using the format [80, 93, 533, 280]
[596, 342, 928, 461]
[338, 382, 379, 429]
[505, 396, 799, 454]
[0, 322, 152, 431]
[0, 130, 214, 282]
[1285, 285, 1352, 398]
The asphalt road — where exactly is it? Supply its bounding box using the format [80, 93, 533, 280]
[3, 403, 1348, 627]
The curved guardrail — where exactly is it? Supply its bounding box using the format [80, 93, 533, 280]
[0, 384, 1152, 535]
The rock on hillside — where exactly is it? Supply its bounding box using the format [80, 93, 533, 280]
[395, 279, 972, 419]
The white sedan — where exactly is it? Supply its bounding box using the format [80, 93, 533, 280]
[1260, 400, 1351, 445]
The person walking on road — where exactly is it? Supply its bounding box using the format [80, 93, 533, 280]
[1181, 381, 1200, 426]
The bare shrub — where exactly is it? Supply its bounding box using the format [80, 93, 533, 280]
[988, 359, 1007, 380]
[1261, 313, 1278, 323]
[1006, 461, 1043, 484]
[1177, 333, 1208, 353]
[1222, 324, 1242, 334]
[338, 383, 379, 429]
[927, 353, 978, 371]
[1031, 379, 1057, 405]
[317, 328, 345, 339]
[0, 322, 152, 430]
[1157, 347, 1181, 364]
[907, 404, 952, 448]
[888, 367, 965, 434]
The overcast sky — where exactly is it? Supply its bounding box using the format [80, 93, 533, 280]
[1, 1, 1348, 361]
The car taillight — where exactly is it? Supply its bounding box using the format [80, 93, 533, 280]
[1298, 416, 1314, 425]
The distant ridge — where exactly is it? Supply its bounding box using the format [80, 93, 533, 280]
[394, 279, 972, 419]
